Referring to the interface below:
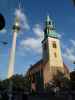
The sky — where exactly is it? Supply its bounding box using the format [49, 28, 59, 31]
[0, 0, 75, 79]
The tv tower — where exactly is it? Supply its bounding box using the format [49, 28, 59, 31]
[7, 14, 20, 78]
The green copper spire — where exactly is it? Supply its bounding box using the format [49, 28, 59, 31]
[44, 15, 58, 39]
[46, 15, 51, 22]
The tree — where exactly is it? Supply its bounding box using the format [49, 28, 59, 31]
[70, 71, 75, 90]
[11, 74, 30, 92]
[0, 74, 31, 99]
[45, 70, 70, 94]
[53, 70, 70, 90]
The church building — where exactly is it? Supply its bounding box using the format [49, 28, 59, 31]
[26, 16, 69, 92]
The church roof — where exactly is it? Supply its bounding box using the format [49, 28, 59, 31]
[28, 59, 43, 71]
[47, 31, 58, 38]
[27, 59, 69, 75]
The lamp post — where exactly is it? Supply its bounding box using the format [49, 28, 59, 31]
[72, 0, 75, 5]
[0, 13, 5, 30]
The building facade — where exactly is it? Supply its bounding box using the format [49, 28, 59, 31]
[26, 16, 69, 92]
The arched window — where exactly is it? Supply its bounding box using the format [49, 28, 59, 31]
[53, 42, 57, 48]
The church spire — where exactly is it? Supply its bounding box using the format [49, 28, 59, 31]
[45, 15, 54, 30]
[44, 15, 58, 39]
[46, 15, 51, 22]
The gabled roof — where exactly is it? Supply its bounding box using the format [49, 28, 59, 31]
[27, 59, 69, 76]
[28, 59, 43, 71]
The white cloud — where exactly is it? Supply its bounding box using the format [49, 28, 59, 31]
[62, 39, 75, 63]
[63, 51, 75, 63]
[20, 37, 42, 54]
[32, 24, 44, 40]
[58, 32, 64, 39]
[19, 23, 44, 55]
[58, 34, 62, 38]
[15, 8, 30, 30]
[70, 39, 75, 47]
[0, 29, 7, 34]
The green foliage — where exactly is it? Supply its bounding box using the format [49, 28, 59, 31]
[70, 71, 75, 90]
[0, 71, 75, 99]
[0, 75, 30, 92]
[0, 74, 31, 99]
[52, 71, 70, 89]
[9, 74, 31, 92]
[45, 70, 70, 94]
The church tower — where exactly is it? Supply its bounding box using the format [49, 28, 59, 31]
[42, 16, 64, 84]
[26, 15, 69, 91]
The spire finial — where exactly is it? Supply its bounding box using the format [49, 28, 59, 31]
[46, 15, 50, 22]
[18, 2, 21, 10]
[18, 0, 23, 11]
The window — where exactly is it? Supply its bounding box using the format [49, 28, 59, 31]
[54, 52, 57, 58]
[49, 21, 51, 25]
[53, 42, 57, 48]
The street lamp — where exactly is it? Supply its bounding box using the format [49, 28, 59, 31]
[72, 0, 75, 5]
[0, 13, 5, 30]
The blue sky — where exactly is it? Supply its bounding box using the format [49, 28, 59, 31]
[0, 0, 75, 79]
